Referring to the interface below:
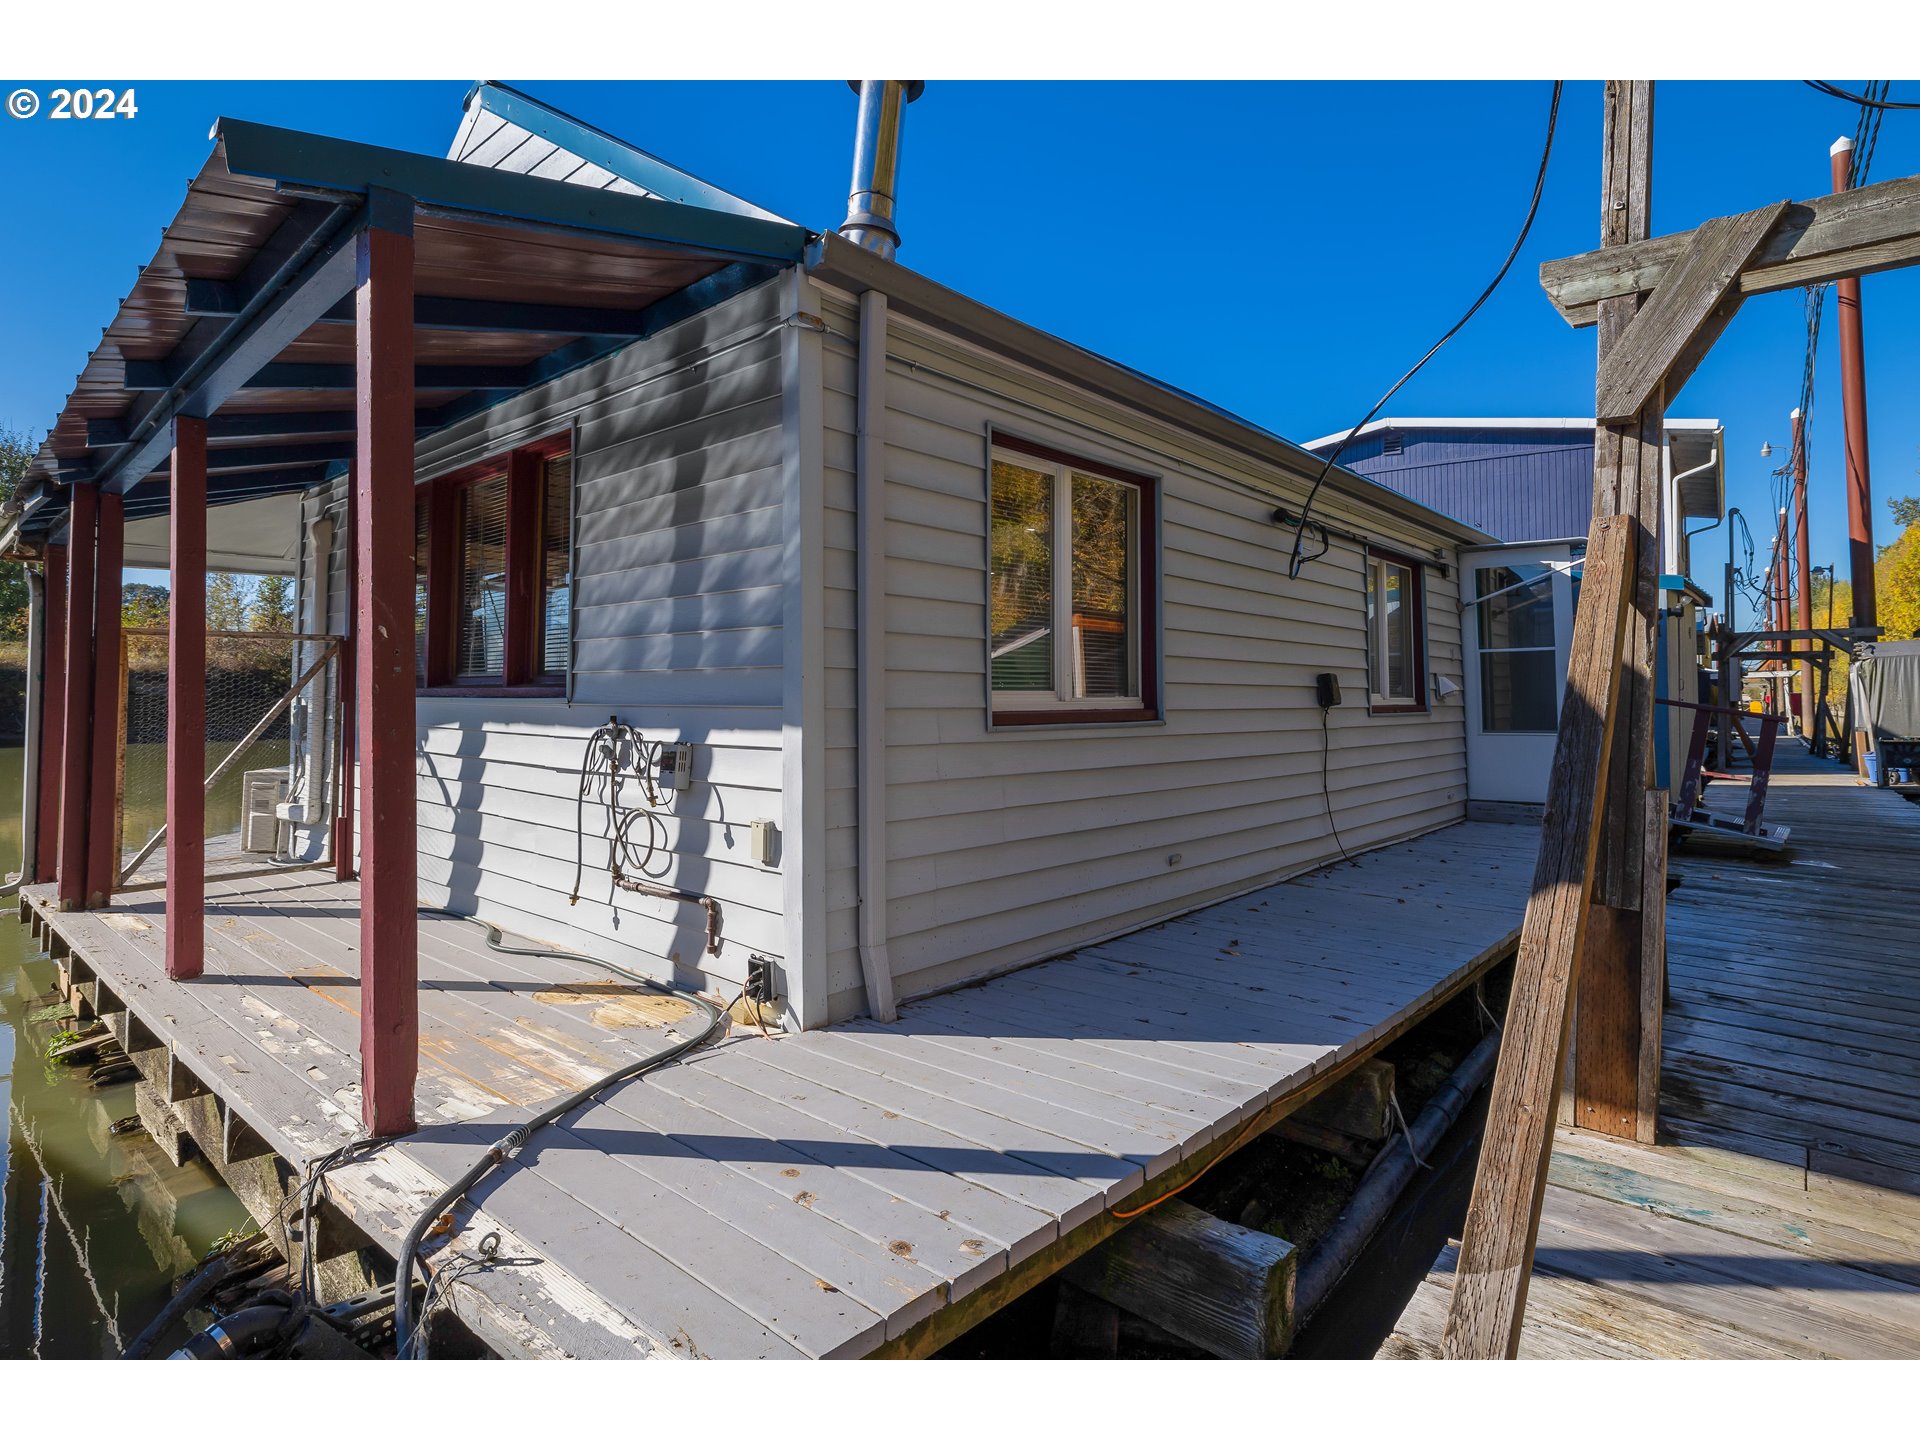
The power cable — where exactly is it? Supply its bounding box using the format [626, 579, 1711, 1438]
[1319, 704, 1356, 866]
[1288, 80, 1563, 580]
[1804, 80, 1920, 111]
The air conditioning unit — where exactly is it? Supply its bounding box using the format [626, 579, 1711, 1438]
[241, 770, 289, 854]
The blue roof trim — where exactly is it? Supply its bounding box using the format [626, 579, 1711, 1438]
[468, 82, 789, 223]
[1662, 573, 1713, 607]
[217, 118, 812, 265]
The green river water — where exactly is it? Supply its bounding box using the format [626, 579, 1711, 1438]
[0, 744, 267, 1358]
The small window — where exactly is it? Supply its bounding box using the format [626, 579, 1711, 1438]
[1365, 550, 1427, 711]
[1476, 562, 1558, 732]
[989, 440, 1156, 724]
[415, 434, 573, 693]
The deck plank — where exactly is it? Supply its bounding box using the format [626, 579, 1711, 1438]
[1384, 749, 1920, 1360]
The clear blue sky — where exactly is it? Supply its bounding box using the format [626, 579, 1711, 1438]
[3, 79, 1916, 627]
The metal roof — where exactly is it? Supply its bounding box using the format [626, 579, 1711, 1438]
[15, 114, 811, 546]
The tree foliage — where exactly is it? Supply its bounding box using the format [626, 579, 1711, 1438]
[0, 427, 36, 640]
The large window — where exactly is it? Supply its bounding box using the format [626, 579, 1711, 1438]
[1476, 562, 1559, 732]
[415, 434, 573, 694]
[988, 439, 1156, 724]
[1365, 550, 1427, 712]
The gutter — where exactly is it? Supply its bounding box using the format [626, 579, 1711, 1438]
[854, 291, 898, 1023]
[804, 236, 1493, 550]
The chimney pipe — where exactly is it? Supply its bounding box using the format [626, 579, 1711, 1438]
[839, 81, 923, 260]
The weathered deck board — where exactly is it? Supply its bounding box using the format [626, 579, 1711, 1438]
[1384, 748, 1920, 1359]
[26, 818, 1531, 1359]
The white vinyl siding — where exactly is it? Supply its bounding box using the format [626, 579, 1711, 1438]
[817, 293, 1467, 1019]
[297, 278, 792, 997]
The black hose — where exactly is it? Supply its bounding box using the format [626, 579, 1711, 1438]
[171, 1300, 295, 1359]
[391, 912, 726, 1360]
[1293, 1026, 1503, 1327]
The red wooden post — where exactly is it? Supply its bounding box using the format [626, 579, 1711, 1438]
[34, 544, 67, 885]
[56, 486, 97, 910]
[168, 419, 208, 978]
[334, 466, 357, 883]
[355, 199, 419, 1138]
[86, 490, 125, 909]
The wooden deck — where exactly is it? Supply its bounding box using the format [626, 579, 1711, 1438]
[24, 819, 1535, 1359]
[1383, 746, 1920, 1359]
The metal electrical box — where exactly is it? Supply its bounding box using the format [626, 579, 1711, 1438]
[749, 819, 777, 865]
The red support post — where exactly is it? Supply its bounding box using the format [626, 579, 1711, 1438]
[334, 467, 357, 883]
[35, 544, 67, 885]
[168, 419, 208, 978]
[56, 485, 97, 910]
[1830, 137, 1877, 628]
[355, 199, 419, 1138]
[1791, 407, 1813, 734]
[86, 490, 124, 909]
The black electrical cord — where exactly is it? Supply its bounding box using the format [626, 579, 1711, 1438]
[1804, 80, 1920, 111]
[1319, 704, 1356, 867]
[391, 913, 726, 1360]
[1289, 80, 1564, 580]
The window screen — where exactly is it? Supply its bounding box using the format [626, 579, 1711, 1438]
[989, 458, 1055, 693]
[540, 454, 573, 679]
[1476, 563, 1558, 732]
[456, 473, 510, 678]
[1070, 471, 1135, 699]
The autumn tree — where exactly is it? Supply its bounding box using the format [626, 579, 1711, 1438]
[0, 427, 35, 641]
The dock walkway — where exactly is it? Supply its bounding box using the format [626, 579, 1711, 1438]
[1382, 747, 1920, 1359]
[25, 819, 1534, 1359]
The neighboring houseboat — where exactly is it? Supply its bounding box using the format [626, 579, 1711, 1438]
[1307, 417, 1726, 809]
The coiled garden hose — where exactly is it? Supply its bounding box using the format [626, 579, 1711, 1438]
[391, 910, 726, 1360]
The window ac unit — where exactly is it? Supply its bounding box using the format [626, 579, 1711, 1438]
[241, 770, 289, 854]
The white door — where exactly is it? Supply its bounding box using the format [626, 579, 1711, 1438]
[1463, 542, 1577, 804]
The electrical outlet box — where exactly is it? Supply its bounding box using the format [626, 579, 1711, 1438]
[655, 742, 695, 792]
[750, 819, 777, 865]
[745, 956, 775, 1003]
[1315, 672, 1342, 709]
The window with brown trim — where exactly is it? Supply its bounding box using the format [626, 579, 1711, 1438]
[988, 437, 1158, 725]
[1364, 548, 1427, 712]
[415, 433, 573, 695]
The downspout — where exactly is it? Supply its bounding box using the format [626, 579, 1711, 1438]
[9, 566, 47, 892]
[855, 290, 898, 1022]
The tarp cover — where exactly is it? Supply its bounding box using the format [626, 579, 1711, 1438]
[1854, 640, 1920, 742]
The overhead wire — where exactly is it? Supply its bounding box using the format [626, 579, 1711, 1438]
[1804, 80, 1920, 111]
[1287, 80, 1563, 580]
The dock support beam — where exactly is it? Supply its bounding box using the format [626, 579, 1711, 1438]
[86, 491, 124, 910]
[1829, 136, 1877, 629]
[1572, 80, 1665, 1141]
[34, 544, 67, 885]
[168, 418, 208, 979]
[57, 485, 97, 910]
[335, 475, 357, 883]
[354, 193, 419, 1138]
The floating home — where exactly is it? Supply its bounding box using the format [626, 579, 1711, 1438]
[10, 82, 1916, 1361]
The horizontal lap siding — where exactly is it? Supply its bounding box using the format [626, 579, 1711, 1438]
[301, 279, 790, 994]
[820, 299, 1466, 1018]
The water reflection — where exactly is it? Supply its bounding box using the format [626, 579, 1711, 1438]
[0, 746, 252, 1358]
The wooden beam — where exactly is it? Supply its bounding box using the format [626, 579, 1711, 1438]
[335, 466, 357, 884]
[85, 491, 123, 910]
[1442, 512, 1636, 1360]
[1061, 1199, 1297, 1360]
[167, 418, 207, 980]
[1593, 201, 1789, 421]
[1542, 171, 1920, 326]
[354, 197, 420, 1139]
[35, 544, 67, 885]
[56, 487, 96, 909]
[1635, 788, 1668, 1145]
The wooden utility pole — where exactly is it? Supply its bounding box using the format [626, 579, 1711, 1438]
[1829, 136, 1877, 627]
[1573, 79, 1666, 1145]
